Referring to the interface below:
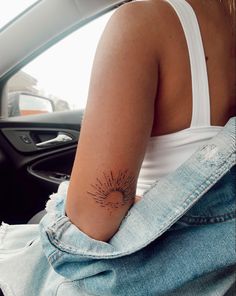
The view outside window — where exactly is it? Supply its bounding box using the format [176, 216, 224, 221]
[0, 0, 39, 29]
[7, 10, 114, 117]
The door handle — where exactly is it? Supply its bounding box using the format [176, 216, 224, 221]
[36, 133, 73, 148]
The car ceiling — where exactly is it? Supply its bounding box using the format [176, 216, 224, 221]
[0, 0, 132, 81]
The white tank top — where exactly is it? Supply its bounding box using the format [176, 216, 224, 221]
[136, 0, 223, 197]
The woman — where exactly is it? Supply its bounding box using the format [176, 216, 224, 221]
[66, 0, 236, 241]
[0, 0, 235, 295]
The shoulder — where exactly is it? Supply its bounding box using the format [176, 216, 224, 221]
[105, 1, 155, 39]
[104, 1, 175, 51]
[113, 0, 171, 15]
[111, 0, 175, 22]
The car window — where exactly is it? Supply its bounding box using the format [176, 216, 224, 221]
[6, 11, 114, 117]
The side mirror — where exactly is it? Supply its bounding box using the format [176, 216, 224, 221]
[8, 92, 54, 117]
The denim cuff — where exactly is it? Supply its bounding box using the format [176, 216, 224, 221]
[39, 118, 235, 263]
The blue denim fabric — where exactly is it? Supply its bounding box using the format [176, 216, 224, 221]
[0, 117, 235, 296]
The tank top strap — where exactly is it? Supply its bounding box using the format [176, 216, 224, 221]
[164, 0, 211, 127]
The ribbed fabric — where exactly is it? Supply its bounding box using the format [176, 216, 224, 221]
[136, 0, 223, 196]
[166, 0, 211, 127]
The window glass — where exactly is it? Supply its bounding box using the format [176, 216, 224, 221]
[7, 10, 114, 117]
[0, 0, 39, 30]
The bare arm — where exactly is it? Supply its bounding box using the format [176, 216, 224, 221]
[66, 3, 159, 241]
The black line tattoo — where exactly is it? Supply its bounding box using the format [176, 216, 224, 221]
[87, 169, 136, 213]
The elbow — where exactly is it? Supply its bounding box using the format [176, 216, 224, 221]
[72, 219, 120, 242]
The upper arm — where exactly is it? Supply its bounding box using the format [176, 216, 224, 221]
[66, 3, 159, 241]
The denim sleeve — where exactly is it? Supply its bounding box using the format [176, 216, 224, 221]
[39, 117, 236, 295]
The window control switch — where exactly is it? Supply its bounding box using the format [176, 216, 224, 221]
[20, 135, 32, 144]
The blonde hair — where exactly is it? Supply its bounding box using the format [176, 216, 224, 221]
[220, 0, 236, 15]
[219, 0, 236, 28]
[228, 0, 235, 14]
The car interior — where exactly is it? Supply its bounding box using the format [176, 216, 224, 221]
[0, 0, 132, 225]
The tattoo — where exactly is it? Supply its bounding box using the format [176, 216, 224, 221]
[87, 170, 136, 213]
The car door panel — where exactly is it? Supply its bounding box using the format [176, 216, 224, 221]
[0, 110, 82, 224]
[2, 128, 79, 153]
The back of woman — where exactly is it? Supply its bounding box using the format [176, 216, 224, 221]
[62, 0, 236, 294]
[136, 0, 236, 195]
[63, 0, 236, 294]
[151, 0, 235, 135]
[0, 1, 235, 295]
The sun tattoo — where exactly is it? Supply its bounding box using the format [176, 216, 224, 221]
[87, 170, 136, 213]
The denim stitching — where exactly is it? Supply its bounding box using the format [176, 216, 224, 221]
[180, 211, 236, 224]
[41, 226, 64, 263]
[48, 249, 64, 264]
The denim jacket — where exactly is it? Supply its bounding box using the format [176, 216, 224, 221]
[0, 117, 235, 296]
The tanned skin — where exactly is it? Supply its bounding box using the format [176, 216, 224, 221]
[66, 0, 236, 241]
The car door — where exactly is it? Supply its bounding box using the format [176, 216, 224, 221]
[0, 110, 81, 224]
[0, 0, 131, 224]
